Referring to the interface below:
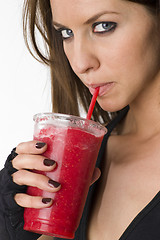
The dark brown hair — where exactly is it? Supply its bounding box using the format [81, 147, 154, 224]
[23, 0, 159, 123]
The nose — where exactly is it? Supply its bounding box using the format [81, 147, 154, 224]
[68, 38, 100, 75]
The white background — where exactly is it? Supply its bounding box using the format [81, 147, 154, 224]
[0, 1, 52, 169]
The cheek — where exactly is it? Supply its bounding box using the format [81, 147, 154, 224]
[101, 29, 160, 84]
[97, 36, 160, 112]
[63, 43, 72, 63]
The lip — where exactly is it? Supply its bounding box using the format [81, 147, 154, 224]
[88, 82, 115, 97]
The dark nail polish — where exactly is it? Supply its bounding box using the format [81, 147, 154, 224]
[35, 142, 46, 149]
[44, 159, 56, 166]
[42, 198, 52, 204]
[48, 179, 61, 188]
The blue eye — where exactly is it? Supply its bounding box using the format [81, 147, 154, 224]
[60, 29, 73, 40]
[93, 22, 117, 33]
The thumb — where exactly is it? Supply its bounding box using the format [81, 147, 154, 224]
[90, 167, 101, 186]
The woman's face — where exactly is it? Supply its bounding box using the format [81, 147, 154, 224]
[50, 0, 160, 112]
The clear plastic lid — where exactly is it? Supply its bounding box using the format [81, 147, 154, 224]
[33, 113, 107, 137]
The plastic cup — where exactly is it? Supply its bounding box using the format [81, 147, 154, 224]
[23, 113, 107, 239]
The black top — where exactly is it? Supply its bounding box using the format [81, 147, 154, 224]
[2, 105, 160, 240]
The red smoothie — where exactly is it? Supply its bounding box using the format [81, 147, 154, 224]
[23, 114, 106, 238]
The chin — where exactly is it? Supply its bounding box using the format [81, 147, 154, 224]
[98, 100, 127, 113]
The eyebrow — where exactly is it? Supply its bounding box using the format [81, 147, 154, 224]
[52, 10, 119, 29]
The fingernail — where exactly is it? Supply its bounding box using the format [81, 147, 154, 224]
[44, 159, 56, 166]
[35, 142, 46, 149]
[42, 198, 52, 204]
[48, 179, 61, 188]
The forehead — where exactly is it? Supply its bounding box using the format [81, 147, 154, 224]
[50, 0, 157, 32]
[50, 0, 127, 20]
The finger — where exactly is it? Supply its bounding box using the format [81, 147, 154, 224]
[14, 193, 53, 208]
[90, 167, 101, 185]
[12, 154, 56, 171]
[12, 170, 61, 192]
[16, 140, 47, 155]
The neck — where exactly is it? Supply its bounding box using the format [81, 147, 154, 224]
[120, 75, 160, 139]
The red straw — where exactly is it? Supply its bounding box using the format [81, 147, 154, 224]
[86, 87, 100, 120]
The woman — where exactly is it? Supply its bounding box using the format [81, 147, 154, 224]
[0, 0, 160, 239]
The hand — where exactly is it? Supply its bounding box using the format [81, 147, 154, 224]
[12, 140, 61, 209]
[12, 140, 100, 209]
